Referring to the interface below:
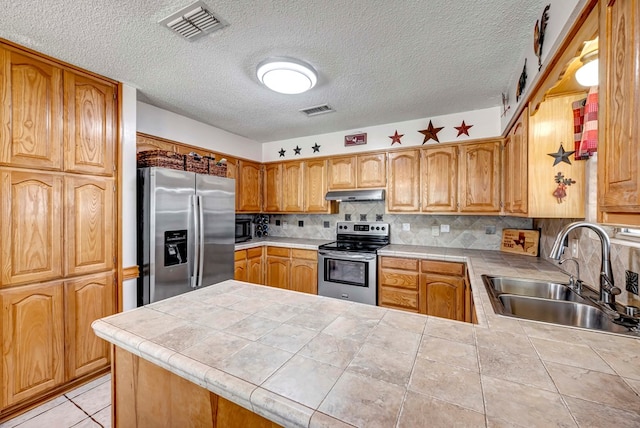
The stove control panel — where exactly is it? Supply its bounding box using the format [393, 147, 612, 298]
[336, 222, 389, 236]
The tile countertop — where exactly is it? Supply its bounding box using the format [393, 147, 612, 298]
[235, 237, 332, 251]
[93, 245, 640, 428]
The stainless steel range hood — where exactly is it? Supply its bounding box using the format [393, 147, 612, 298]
[325, 189, 385, 202]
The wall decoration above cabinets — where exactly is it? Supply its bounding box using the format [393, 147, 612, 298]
[344, 133, 367, 146]
[312, 143, 321, 153]
[418, 120, 444, 144]
[294, 145, 301, 155]
[278, 148, 286, 157]
[516, 58, 527, 102]
[389, 130, 404, 145]
[454, 121, 473, 137]
[534, 4, 551, 71]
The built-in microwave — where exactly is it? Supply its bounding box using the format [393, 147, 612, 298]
[235, 219, 252, 243]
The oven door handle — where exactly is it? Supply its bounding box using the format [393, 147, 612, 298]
[319, 251, 376, 260]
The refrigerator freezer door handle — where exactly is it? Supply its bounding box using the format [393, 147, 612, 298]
[197, 195, 205, 288]
[191, 194, 200, 289]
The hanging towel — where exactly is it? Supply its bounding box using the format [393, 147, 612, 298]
[572, 98, 587, 160]
[578, 85, 598, 159]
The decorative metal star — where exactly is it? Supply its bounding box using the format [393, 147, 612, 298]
[389, 130, 404, 145]
[294, 145, 301, 155]
[547, 144, 575, 166]
[312, 143, 321, 153]
[278, 148, 285, 157]
[454, 120, 473, 137]
[418, 120, 444, 144]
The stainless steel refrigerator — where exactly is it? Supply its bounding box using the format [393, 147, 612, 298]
[137, 167, 235, 306]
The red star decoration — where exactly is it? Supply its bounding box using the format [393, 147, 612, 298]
[454, 120, 473, 137]
[389, 130, 404, 145]
[418, 120, 444, 144]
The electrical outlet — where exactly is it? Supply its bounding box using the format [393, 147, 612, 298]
[626, 270, 639, 295]
[570, 238, 579, 258]
[431, 226, 440, 237]
[298, 220, 304, 227]
[275, 219, 281, 226]
[440, 224, 450, 233]
[345, 214, 351, 221]
[282, 221, 288, 229]
[323, 221, 330, 228]
[485, 225, 496, 235]
[402, 223, 410, 231]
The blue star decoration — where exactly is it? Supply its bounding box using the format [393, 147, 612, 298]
[547, 143, 575, 166]
[312, 143, 321, 153]
[278, 148, 285, 157]
[294, 146, 301, 155]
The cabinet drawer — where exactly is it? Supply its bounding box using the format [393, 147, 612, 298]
[247, 247, 263, 259]
[266, 247, 290, 257]
[379, 270, 419, 290]
[234, 250, 247, 261]
[291, 249, 317, 261]
[379, 288, 419, 311]
[380, 257, 419, 271]
[421, 260, 465, 276]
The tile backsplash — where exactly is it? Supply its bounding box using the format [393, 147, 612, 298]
[535, 218, 640, 307]
[267, 201, 533, 250]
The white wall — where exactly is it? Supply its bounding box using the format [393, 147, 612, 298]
[501, 0, 587, 130]
[137, 102, 262, 161]
[262, 107, 501, 162]
[122, 85, 138, 311]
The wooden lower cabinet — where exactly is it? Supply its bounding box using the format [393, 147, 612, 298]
[234, 248, 264, 284]
[1, 281, 65, 407]
[265, 247, 317, 294]
[234, 250, 248, 282]
[113, 347, 280, 428]
[378, 257, 472, 323]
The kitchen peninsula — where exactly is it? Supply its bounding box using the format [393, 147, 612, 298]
[93, 247, 640, 427]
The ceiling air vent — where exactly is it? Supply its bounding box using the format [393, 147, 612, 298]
[300, 104, 334, 117]
[159, 1, 228, 41]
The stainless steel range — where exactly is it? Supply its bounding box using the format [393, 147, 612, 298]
[317, 222, 390, 305]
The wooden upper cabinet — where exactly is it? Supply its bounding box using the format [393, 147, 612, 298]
[599, 0, 640, 225]
[1, 170, 63, 286]
[64, 176, 115, 277]
[357, 153, 386, 188]
[263, 163, 282, 212]
[421, 146, 458, 212]
[63, 70, 116, 176]
[387, 150, 420, 212]
[65, 272, 114, 380]
[136, 134, 176, 153]
[237, 160, 261, 212]
[1, 281, 65, 406]
[304, 159, 331, 213]
[281, 161, 304, 212]
[458, 140, 501, 213]
[327, 156, 356, 189]
[0, 47, 63, 170]
[503, 108, 529, 215]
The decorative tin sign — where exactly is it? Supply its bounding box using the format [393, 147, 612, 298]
[500, 229, 540, 257]
[345, 133, 367, 146]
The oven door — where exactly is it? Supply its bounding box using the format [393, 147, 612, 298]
[317, 250, 377, 305]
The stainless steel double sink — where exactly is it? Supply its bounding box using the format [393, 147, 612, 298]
[482, 275, 632, 334]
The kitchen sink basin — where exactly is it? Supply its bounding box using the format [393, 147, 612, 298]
[484, 276, 584, 302]
[498, 295, 629, 333]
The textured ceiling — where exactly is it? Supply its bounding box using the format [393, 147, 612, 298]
[1, 0, 550, 142]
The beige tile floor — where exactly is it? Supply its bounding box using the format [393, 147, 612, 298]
[0, 374, 111, 428]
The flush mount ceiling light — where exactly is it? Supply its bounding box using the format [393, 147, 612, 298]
[575, 38, 599, 87]
[256, 58, 317, 94]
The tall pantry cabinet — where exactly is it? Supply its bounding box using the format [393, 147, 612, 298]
[0, 41, 118, 416]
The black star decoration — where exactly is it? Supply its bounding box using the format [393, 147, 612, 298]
[312, 143, 321, 153]
[547, 144, 575, 166]
[418, 120, 444, 144]
[278, 148, 285, 157]
[294, 146, 301, 155]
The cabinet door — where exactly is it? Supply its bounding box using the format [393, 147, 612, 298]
[65, 272, 114, 380]
[0, 47, 63, 170]
[234, 251, 247, 281]
[327, 156, 356, 189]
[263, 163, 282, 212]
[281, 161, 304, 212]
[458, 141, 501, 213]
[63, 70, 116, 176]
[357, 153, 386, 188]
[387, 150, 420, 212]
[503, 109, 528, 215]
[225, 157, 238, 181]
[1, 170, 63, 285]
[290, 249, 317, 294]
[64, 176, 115, 276]
[237, 160, 261, 212]
[265, 256, 290, 289]
[1, 281, 64, 406]
[420, 273, 465, 322]
[305, 159, 331, 213]
[421, 146, 458, 212]
[246, 248, 263, 285]
[599, 0, 640, 225]
[136, 133, 177, 153]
